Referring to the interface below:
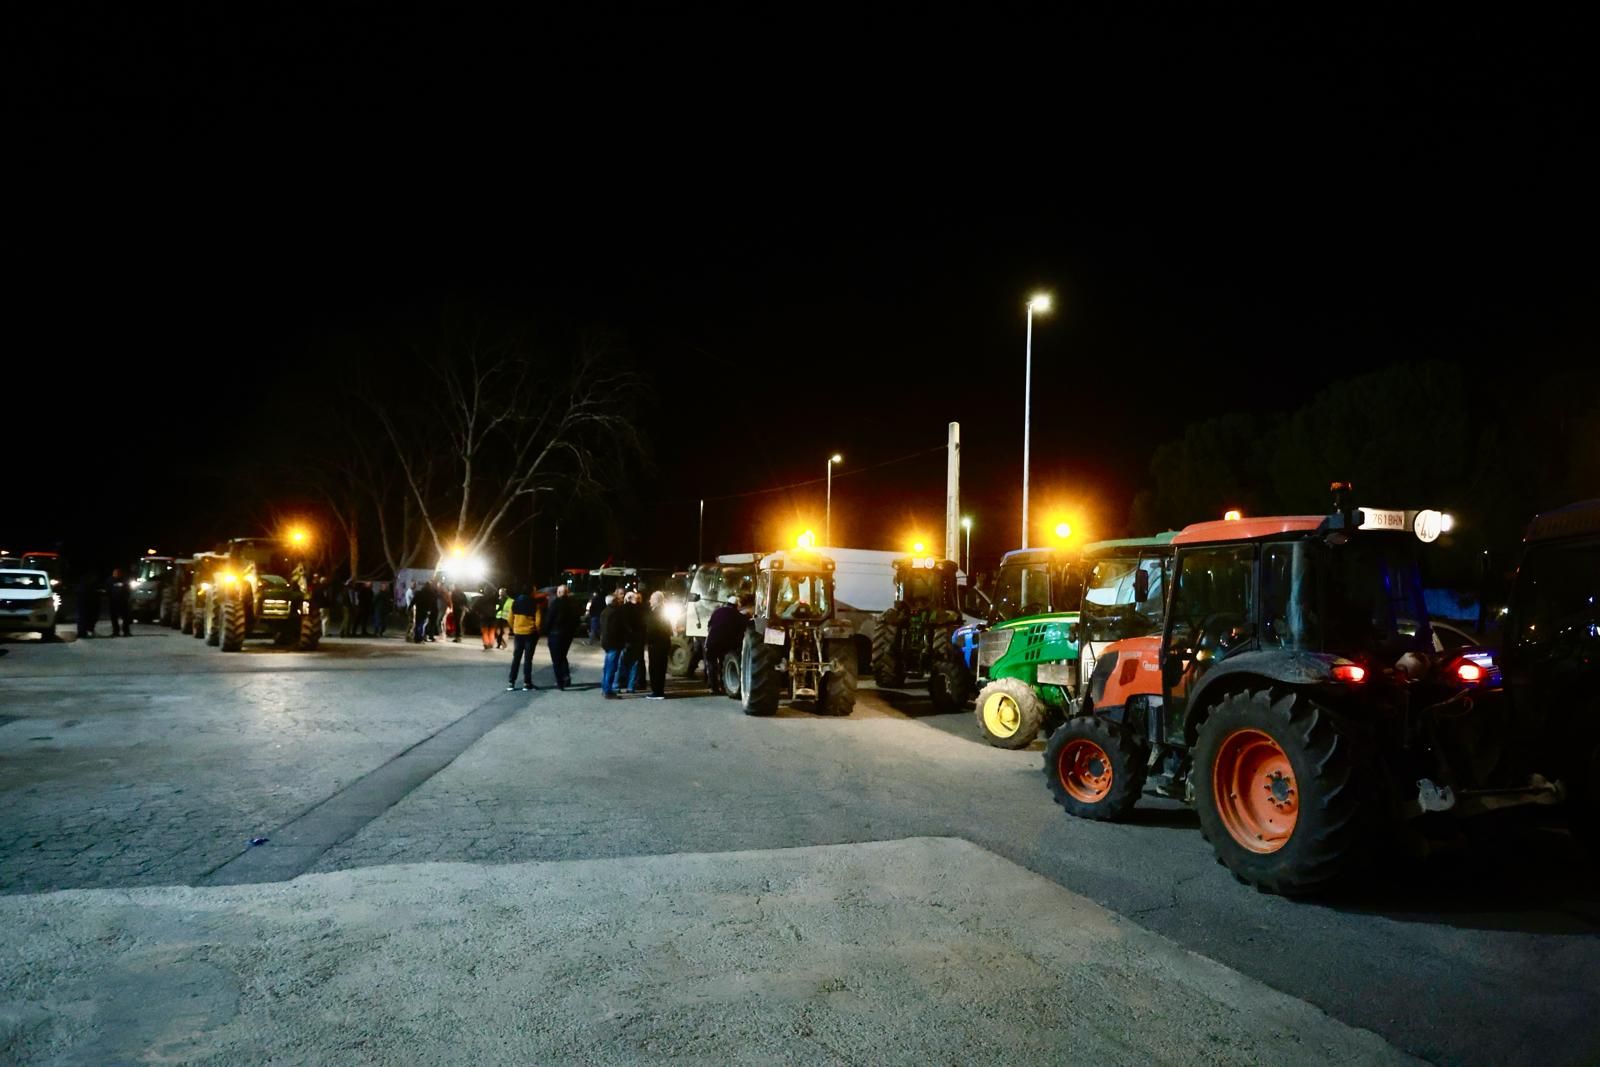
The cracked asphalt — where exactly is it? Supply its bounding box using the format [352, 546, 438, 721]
[3, 627, 1599, 1065]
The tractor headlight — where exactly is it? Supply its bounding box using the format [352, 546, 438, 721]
[665, 602, 684, 625]
[977, 628, 1014, 670]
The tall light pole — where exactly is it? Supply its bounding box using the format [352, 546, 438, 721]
[1021, 292, 1051, 548]
[961, 515, 972, 576]
[825, 454, 842, 546]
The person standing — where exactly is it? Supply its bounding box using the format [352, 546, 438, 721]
[506, 585, 542, 691]
[412, 581, 433, 643]
[620, 590, 647, 693]
[107, 568, 133, 637]
[704, 594, 750, 694]
[645, 590, 674, 699]
[474, 586, 497, 651]
[598, 589, 627, 698]
[496, 587, 512, 649]
[450, 585, 469, 643]
[372, 581, 389, 637]
[76, 570, 101, 639]
[586, 587, 606, 643]
[546, 583, 580, 689]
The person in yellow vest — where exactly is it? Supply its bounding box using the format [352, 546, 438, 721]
[506, 585, 546, 691]
[495, 587, 513, 650]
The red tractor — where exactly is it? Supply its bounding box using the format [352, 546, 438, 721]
[1042, 485, 1557, 896]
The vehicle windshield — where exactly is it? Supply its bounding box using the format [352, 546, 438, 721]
[898, 568, 941, 609]
[991, 560, 1078, 620]
[719, 565, 755, 603]
[137, 559, 173, 582]
[1080, 556, 1166, 642]
[1506, 536, 1600, 667]
[236, 544, 293, 578]
[690, 566, 720, 599]
[0, 572, 51, 590]
[772, 571, 830, 620]
[1260, 535, 1431, 656]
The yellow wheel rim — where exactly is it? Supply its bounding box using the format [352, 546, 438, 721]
[982, 691, 1021, 737]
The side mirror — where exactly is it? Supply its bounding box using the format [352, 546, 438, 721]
[1134, 568, 1150, 604]
[689, 593, 700, 602]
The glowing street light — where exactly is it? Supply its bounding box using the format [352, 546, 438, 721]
[826, 454, 843, 546]
[913, 541, 926, 554]
[1054, 521, 1072, 541]
[288, 526, 310, 546]
[1021, 292, 1052, 549]
[797, 529, 817, 549]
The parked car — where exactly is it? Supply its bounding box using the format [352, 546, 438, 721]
[0, 568, 58, 639]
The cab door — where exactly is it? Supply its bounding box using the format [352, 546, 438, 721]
[1161, 544, 1256, 742]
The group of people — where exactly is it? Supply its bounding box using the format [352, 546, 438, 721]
[596, 588, 677, 699]
[73, 568, 135, 639]
[504, 584, 582, 691]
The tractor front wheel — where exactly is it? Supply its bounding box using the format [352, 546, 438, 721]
[741, 631, 782, 716]
[221, 591, 246, 652]
[298, 606, 322, 651]
[975, 678, 1045, 749]
[205, 595, 222, 646]
[1194, 688, 1367, 896]
[668, 635, 694, 678]
[722, 650, 743, 700]
[1045, 716, 1148, 821]
[927, 636, 972, 713]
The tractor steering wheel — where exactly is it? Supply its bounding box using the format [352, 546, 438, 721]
[1196, 613, 1247, 657]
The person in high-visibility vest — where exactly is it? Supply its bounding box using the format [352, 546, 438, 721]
[496, 588, 513, 650]
[506, 586, 545, 691]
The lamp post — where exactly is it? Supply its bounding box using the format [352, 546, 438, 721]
[1021, 292, 1051, 548]
[825, 453, 842, 546]
[961, 516, 972, 576]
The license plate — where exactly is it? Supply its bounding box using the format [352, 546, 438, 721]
[1358, 507, 1405, 531]
[763, 627, 786, 646]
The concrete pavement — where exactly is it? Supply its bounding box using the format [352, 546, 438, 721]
[3, 627, 1599, 1065]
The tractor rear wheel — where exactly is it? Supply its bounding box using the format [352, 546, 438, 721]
[668, 635, 694, 678]
[975, 678, 1046, 748]
[1194, 688, 1367, 896]
[741, 631, 781, 716]
[205, 595, 222, 646]
[722, 651, 743, 700]
[872, 615, 906, 688]
[221, 591, 246, 652]
[821, 639, 857, 717]
[180, 595, 194, 635]
[1045, 716, 1147, 821]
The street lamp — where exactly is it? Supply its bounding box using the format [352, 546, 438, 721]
[961, 516, 972, 575]
[1022, 293, 1051, 548]
[825, 453, 843, 546]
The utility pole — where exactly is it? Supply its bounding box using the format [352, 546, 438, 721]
[945, 421, 960, 564]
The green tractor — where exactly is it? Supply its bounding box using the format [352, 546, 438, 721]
[209, 537, 321, 652]
[739, 550, 858, 717]
[973, 535, 1175, 748]
[871, 556, 972, 712]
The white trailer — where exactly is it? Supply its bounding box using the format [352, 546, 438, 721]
[817, 546, 903, 672]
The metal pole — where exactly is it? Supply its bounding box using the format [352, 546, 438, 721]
[698, 499, 704, 562]
[965, 524, 971, 576]
[944, 421, 960, 564]
[553, 523, 559, 586]
[1022, 304, 1034, 549]
[826, 461, 832, 546]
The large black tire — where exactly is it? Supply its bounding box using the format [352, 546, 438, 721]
[928, 657, 975, 713]
[871, 614, 905, 688]
[1194, 688, 1367, 896]
[221, 590, 246, 652]
[41, 625, 56, 641]
[975, 678, 1045, 749]
[1045, 715, 1148, 821]
[668, 635, 694, 678]
[821, 639, 858, 716]
[205, 594, 222, 646]
[298, 606, 322, 651]
[741, 631, 782, 716]
[160, 587, 176, 628]
[180, 594, 194, 635]
[722, 651, 743, 700]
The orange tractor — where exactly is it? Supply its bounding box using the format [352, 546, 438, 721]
[1043, 485, 1556, 896]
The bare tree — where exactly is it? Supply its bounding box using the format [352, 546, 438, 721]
[376, 325, 640, 567]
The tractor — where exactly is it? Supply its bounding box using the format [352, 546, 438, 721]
[184, 553, 225, 639]
[208, 537, 321, 652]
[680, 553, 760, 685]
[739, 550, 858, 717]
[1040, 485, 1564, 896]
[972, 536, 1175, 748]
[1495, 498, 1600, 849]
[871, 556, 971, 712]
[130, 554, 175, 623]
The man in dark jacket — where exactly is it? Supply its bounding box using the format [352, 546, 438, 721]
[546, 584, 581, 689]
[645, 590, 674, 699]
[620, 591, 647, 693]
[598, 589, 628, 698]
[107, 568, 133, 637]
[413, 581, 436, 643]
[586, 588, 606, 643]
[703, 594, 750, 694]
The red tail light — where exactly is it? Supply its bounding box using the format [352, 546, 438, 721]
[1331, 663, 1367, 684]
[1455, 661, 1484, 684]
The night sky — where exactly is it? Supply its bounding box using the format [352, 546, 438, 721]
[11, 8, 1595, 579]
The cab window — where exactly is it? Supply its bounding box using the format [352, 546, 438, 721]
[1169, 545, 1255, 657]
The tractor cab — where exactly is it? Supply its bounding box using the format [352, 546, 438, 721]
[891, 556, 961, 618]
[755, 551, 835, 625]
[989, 547, 1080, 622]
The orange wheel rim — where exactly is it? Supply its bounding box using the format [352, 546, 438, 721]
[1212, 728, 1297, 853]
[1057, 739, 1114, 804]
